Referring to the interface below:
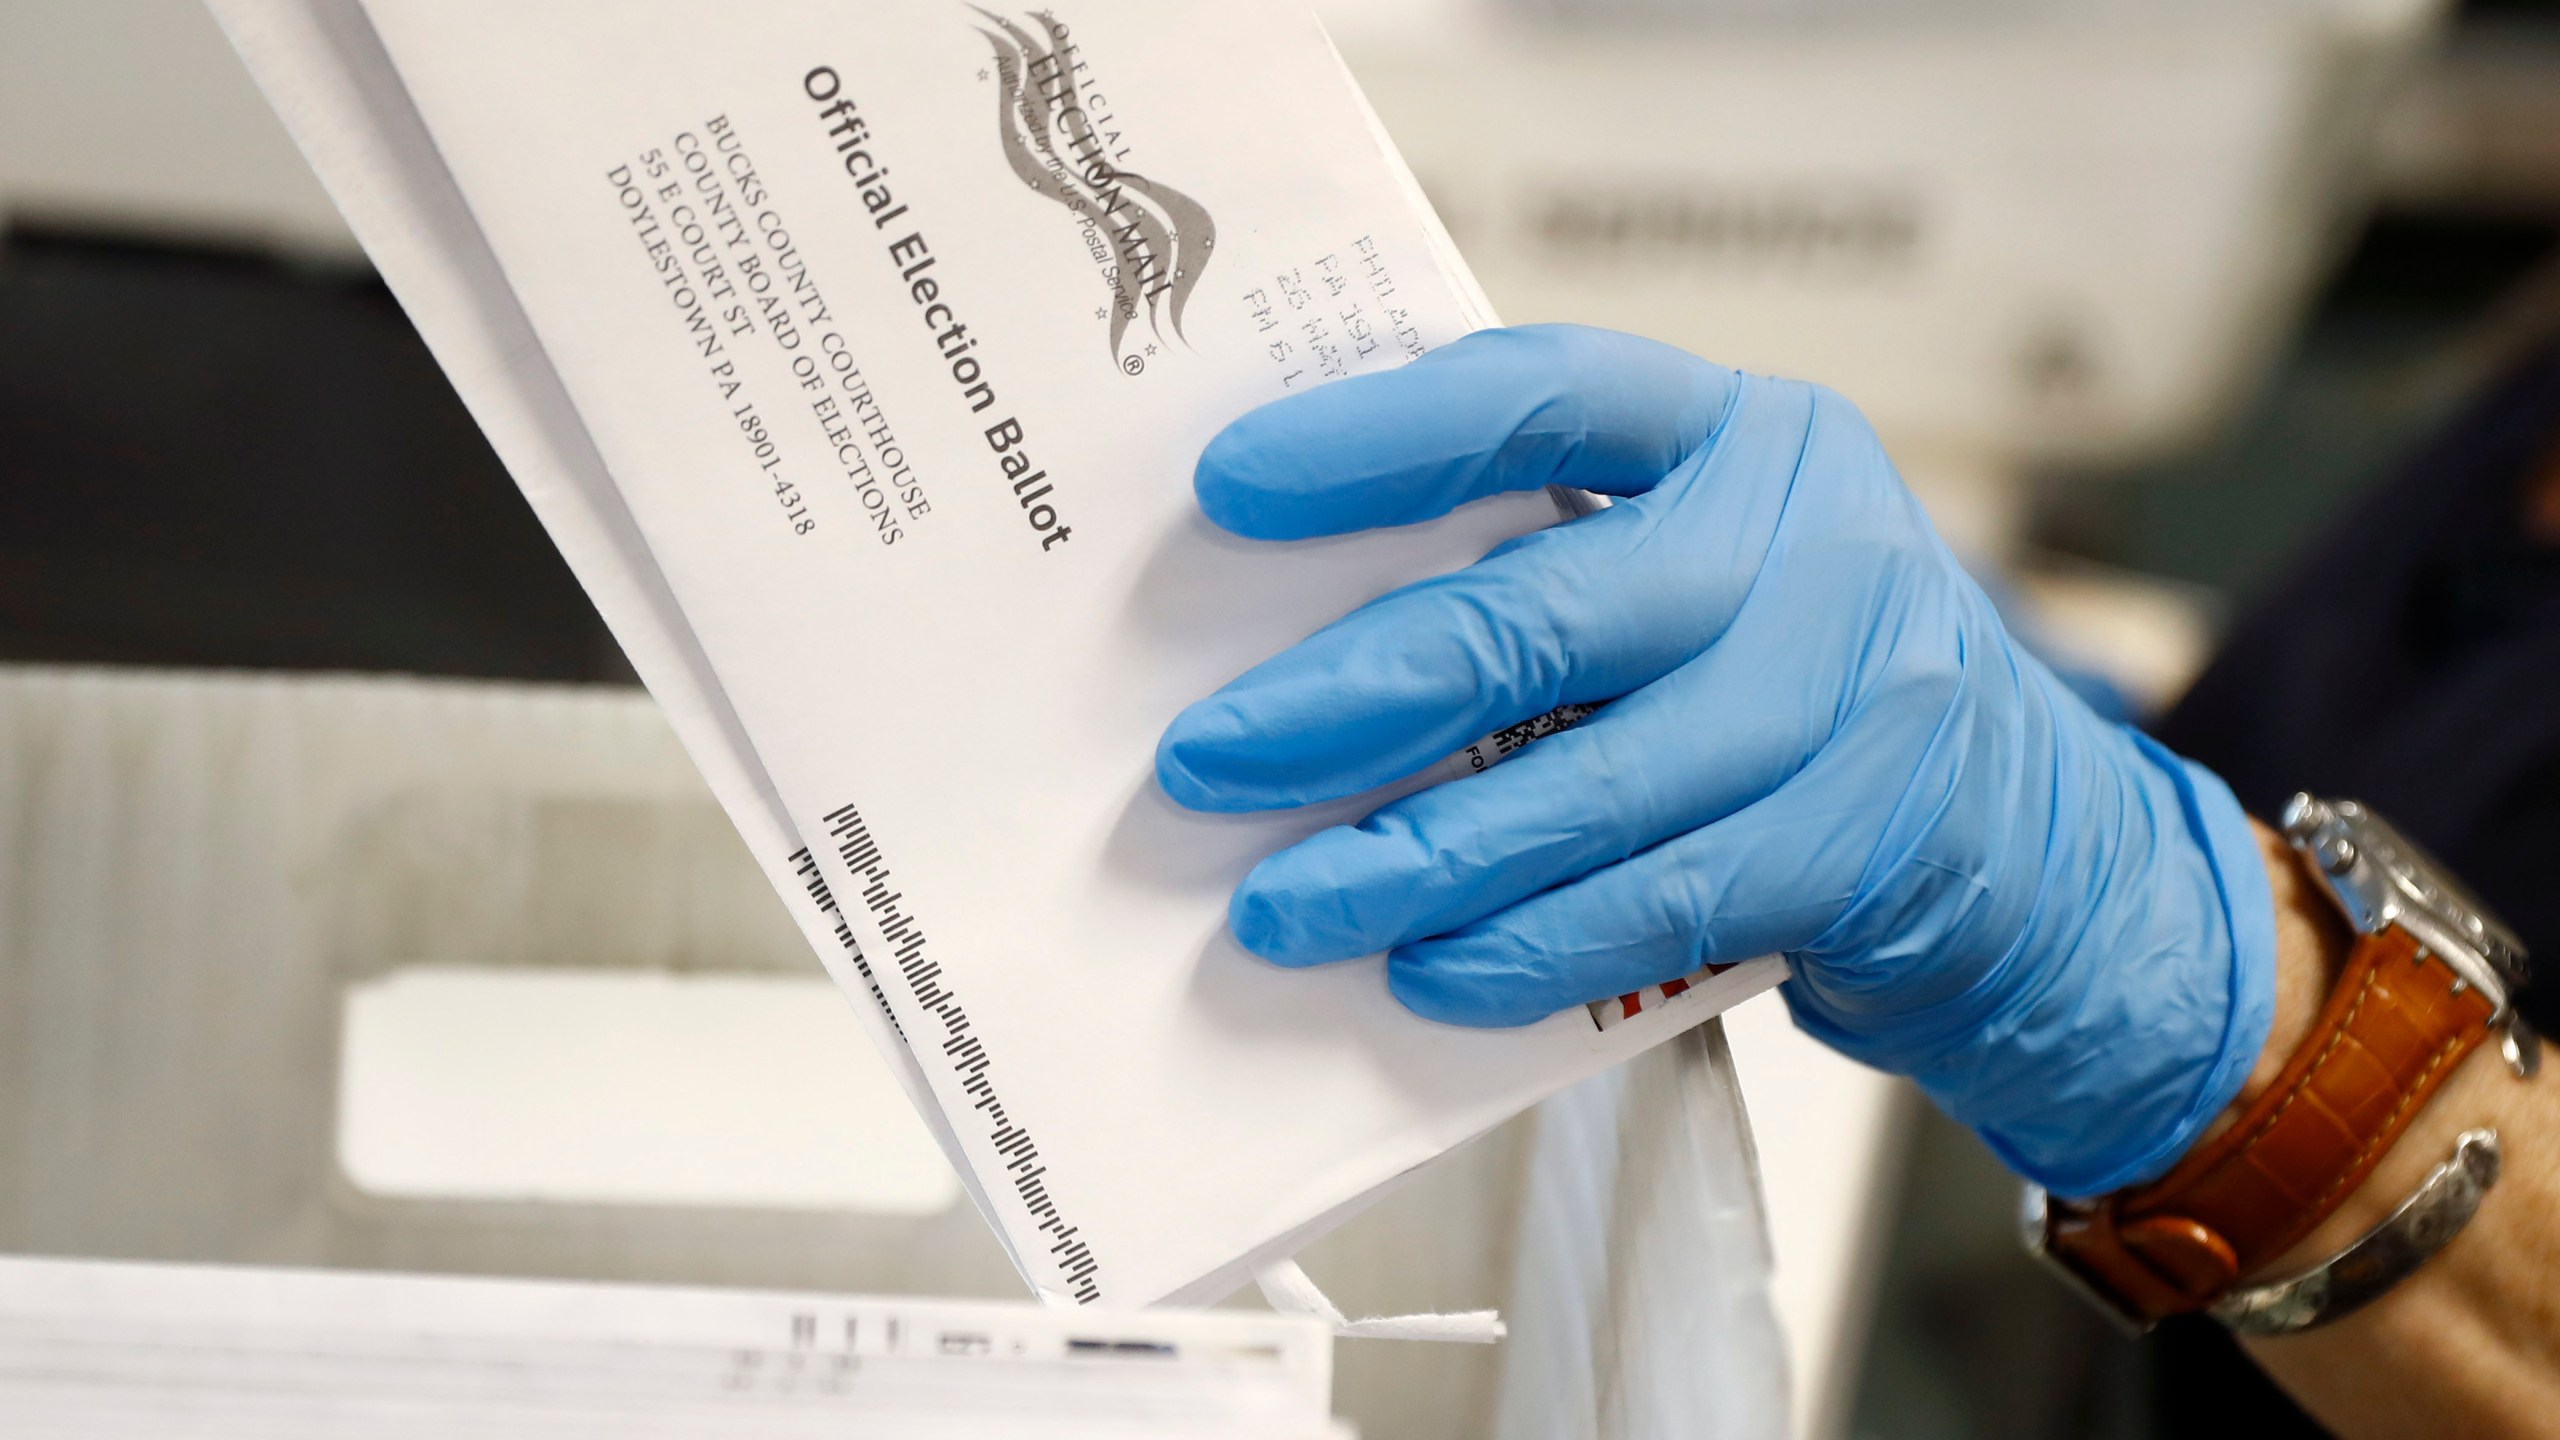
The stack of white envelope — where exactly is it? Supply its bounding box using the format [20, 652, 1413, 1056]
[0, 1255, 1348, 1438]
[206, 0, 1786, 1318]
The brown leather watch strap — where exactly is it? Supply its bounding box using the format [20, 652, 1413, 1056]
[2046, 924, 2496, 1323]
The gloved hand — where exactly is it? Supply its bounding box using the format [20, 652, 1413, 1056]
[1156, 324, 2276, 1195]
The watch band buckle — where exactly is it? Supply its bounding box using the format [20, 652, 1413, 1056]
[2020, 1185, 2157, 1336]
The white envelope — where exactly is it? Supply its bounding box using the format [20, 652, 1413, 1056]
[0, 1254, 1346, 1438]
[207, 0, 1784, 1312]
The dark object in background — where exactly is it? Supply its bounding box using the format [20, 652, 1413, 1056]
[2031, 212, 2560, 604]
[0, 226, 622, 681]
[2148, 336, 2560, 1437]
[2159, 337, 2560, 1039]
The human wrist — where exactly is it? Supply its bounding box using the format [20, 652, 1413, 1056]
[2222, 819, 2352, 1120]
[2022, 799, 2528, 1340]
[2220, 820, 2506, 1284]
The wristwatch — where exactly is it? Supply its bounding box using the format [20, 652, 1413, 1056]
[2022, 794, 2537, 1334]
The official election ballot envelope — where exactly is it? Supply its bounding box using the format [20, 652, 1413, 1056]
[212, 0, 1785, 1311]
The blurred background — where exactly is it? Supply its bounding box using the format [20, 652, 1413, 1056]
[3, 0, 2557, 1437]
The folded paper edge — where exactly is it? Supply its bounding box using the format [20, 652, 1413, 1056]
[1253, 1257, 1506, 1345]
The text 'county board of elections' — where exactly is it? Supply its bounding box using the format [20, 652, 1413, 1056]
[210, 0, 1785, 1310]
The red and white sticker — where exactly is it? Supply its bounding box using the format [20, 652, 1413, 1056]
[1587, 962, 1743, 1032]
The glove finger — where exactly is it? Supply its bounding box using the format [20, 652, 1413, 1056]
[1159, 503, 1696, 810]
[1229, 623, 1838, 964]
[1195, 324, 1734, 542]
[1381, 736, 1904, 1028]
[1159, 377, 1822, 812]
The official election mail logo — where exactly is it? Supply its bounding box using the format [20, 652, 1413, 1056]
[973, 9, 1216, 375]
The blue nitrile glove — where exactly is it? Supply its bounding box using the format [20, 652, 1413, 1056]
[1155, 325, 2276, 1196]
